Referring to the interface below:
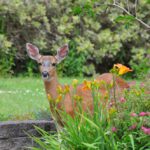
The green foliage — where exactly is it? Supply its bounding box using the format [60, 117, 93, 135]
[125, 83, 150, 111]
[0, 0, 149, 77]
[115, 15, 135, 29]
[72, 1, 96, 17]
[145, 0, 150, 4]
[57, 41, 86, 77]
[31, 78, 150, 150]
[130, 48, 150, 79]
[0, 34, 16, 76]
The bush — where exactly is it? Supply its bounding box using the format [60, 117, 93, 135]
[57, 41, 86, 77]
[0, 34, 16, 76]
[0, 0, 149, 77]
[130, 48, 150, 79]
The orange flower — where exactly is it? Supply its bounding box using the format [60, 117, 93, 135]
[82, 80, 91, 91]
[114, 64, 132, 75]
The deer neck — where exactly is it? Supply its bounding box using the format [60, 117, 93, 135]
[43, 70, 59, 100]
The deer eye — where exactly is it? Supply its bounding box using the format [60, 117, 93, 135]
[38, 62, 42, 66]
[52, 63, 56, 67]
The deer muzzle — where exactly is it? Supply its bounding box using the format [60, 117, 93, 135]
[42, 71, 49, 79]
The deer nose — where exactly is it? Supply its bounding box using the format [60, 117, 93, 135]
[42, 71, 49, 78]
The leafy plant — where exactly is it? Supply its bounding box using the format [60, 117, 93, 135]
[57, 41, 86, 77]
[31, 65, 150, 149]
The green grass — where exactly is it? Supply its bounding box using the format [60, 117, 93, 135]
[0, 77, 84, 121]
[0, 76, 142, 121]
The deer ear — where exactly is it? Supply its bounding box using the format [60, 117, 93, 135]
[55, 44, 69, 63]
[26, 43, 41, 61]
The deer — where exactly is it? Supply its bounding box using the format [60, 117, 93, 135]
[26, 43, 130, 125]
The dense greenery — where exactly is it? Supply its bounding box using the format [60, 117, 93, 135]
[0, 0, 149, 77]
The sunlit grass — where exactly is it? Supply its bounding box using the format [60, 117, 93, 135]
[0, 77, 84, 121]
[0, 76, 142, 121]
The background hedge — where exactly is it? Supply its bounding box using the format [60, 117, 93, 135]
[0, 0, 149, 78]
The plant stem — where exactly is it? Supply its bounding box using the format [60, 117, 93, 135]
[112, 74, 118, 112]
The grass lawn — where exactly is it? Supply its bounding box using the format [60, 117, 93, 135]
[0, 77, 84, 121]
[0, 76, 143, 121]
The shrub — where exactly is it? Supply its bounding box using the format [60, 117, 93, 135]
[57, 41, 86, 77]
[130, 48, 150, 79]
[0, 34, 16, 76]
[0, 0, 149, 77]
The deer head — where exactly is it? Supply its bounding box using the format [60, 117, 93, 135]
[26, 43, 69, 81]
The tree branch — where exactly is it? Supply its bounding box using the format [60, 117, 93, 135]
[95, 2, 150, 30]
[111, 2, 150, 29]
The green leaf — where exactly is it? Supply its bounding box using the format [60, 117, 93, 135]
[145, 0, 150, 4]
[78, 113, 99, 129]
[129, 134, 135, 150]
[82, 142, 98, 149]
[115, 15, 135, 23]
[72, 6, 82, 15]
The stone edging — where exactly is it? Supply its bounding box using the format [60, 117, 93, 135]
[0, 120, 55, 150]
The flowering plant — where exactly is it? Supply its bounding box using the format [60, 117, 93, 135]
[33, 64, 150, 150]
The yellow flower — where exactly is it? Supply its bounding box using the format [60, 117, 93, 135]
[82, 80, 91, 91]
[47, 94, 52, 102]
[64, 85, 70, 93]
[92, 79, 100, 88]
[57, 85, 70, 94]
[109, 107, 117, 116]
[133, 89, 141, 96]
[73, 94, 82, 101]
[114, 64, 132, 75]
[57, 85, 63, 94]
[72, 79, 79, 87]
[56, 94, 63, 103]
